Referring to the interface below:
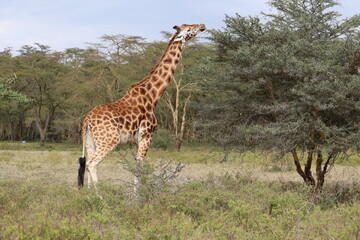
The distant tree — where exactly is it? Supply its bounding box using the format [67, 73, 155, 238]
[17, 43, 67, 146]
[87, 34, 149, 100]
[200, 0, 360, 191]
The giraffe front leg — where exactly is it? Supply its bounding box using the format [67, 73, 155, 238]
[134, 132, 153, 193]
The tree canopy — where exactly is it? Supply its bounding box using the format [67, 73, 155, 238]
[198, 0, 360, 189]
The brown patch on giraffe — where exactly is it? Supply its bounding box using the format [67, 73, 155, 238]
[145, 103, 152, 111]
[169, 51, 176, 57]
[129, 88, 139, 97]
[139, 105, 146, 114]
[104, 112, 112, 118]
[145, 113, 152, 121]
[151, 89, 157, 98]
[155, 81, 162, 88]
[164, 58, 172, 64]
[140, 88, 146, 95]
[145, 93, 152, 102]
[137, 96, 145, 104]
[159, 68, 163, 75]
[163, 65, 169, 71]
[146, 83, 152, 91]
[151, 75, 158, 82]
[133, 107, 140, 115]
[162, 72, 168, 78]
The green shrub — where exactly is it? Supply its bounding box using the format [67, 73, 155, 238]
[151, 128, 172, 150]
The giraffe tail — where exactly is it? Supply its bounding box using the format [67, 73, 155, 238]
[78, 156, 86, 187]
[78, 124, 87, 188]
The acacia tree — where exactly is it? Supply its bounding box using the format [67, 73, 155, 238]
[17, 44, 67, 146]
[200, 0, 360, 191]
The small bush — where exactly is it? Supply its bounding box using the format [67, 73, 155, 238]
[151, 128, 172, 150]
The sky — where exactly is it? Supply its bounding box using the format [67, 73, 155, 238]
[0, 0, 359, 52]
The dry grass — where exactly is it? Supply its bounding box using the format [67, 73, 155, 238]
[1, 144, 360, 239]
[0, 148, 359, 187]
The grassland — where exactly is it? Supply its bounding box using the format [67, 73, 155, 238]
[0, 141, 360, 239]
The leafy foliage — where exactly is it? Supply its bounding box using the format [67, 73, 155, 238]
[198, 0, 360, 188]
[201, 0, 360, 188]
[0, 77, 30, 103]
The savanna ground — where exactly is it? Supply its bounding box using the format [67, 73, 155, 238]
[0, 141, 360, 239]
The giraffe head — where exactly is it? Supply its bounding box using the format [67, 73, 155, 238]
[173, 24, 206, 43]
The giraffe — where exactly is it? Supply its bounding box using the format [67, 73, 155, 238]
[78, 24, 206, 192]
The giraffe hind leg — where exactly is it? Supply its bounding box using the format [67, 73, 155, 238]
[87, 146, 115, 199]
[85, 127, 96, 188]
[87, 138, 119, 196]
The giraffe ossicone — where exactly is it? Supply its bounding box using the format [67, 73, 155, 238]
[78, 24, 206, 193]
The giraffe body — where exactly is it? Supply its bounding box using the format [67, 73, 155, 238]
[78, 24, 206, 190]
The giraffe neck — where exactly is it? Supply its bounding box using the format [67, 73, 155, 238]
[126, 34, 184, 106]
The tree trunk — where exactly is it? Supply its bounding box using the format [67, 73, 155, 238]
[38, 128, 46, 147]
[315, 151, 335, 192]
[9, 121, 16, 141]
[175, 138, 182, 152]
[291, 150, 315, 186]
[165, 66, 192, 152]
[34, 105, 57, 147]
[292, 149, 336, 193]
[174, 94, 190, 152]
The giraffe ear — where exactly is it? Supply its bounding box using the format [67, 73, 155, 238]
[173, 25, 180, 32]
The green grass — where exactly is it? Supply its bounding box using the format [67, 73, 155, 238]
[1, 176, 359, 239]
[0, 141, 82, 151]
[1, 141, 360, 239]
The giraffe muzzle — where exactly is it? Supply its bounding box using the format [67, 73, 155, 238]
[199, 24, 206, 32]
